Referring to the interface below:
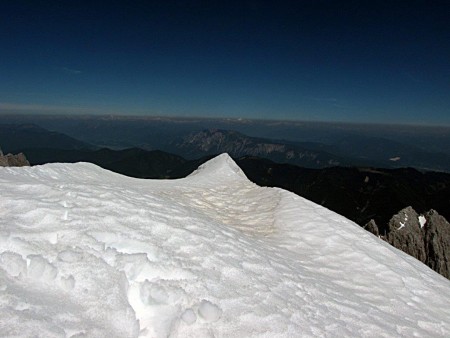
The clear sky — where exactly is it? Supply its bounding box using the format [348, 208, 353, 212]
[0, 1, 449, 124]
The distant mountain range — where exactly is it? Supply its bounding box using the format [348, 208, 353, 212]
[172, 128, 450, 171]
[1, 115, 450, 171]
[169, 129, 361, 168]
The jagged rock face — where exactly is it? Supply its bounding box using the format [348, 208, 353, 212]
[385, 207, 427, 263]
[363, 219, 379, 237]
[425, 210, 450, 278]
[365, 207, 450, 279]
[0, 150, 30, 167]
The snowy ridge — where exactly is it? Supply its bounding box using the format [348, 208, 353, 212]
[1, 154, 450, 337]
[186, 153, 249, 184]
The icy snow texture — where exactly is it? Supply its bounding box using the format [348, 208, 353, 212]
[1, 153, 450, 337]
[419, 215, 427, 228]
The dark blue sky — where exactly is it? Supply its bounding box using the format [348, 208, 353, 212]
[1, 1, 449, 124]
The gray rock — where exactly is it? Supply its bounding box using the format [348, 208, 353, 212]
[424, 210, 450, 279]
[385, 207, 427, 263]
[365, 206, 450, 279]
[0, 147, 30, 167]
[363, 219, 379, 237]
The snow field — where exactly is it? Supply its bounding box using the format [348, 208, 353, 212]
[1, 154, 450, 337]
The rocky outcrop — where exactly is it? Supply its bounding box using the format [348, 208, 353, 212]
[386, 207, 427, 263]
[365, 207, 450, 279]
[424, 210, 450, 279]
[0, 147, 30, 167]
[363, 219, 380, 237]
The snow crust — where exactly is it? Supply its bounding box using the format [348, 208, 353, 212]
[418, 215, 427, 228]
[1, 153, 450, 337]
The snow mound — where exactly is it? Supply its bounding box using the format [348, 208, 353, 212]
[1, 154, 450, 337]
[187, 153, 248, 183]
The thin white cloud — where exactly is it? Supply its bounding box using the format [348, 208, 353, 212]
[332, 103, 347, 109]
[61, 67, 82, 74]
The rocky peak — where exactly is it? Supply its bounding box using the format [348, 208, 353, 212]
[424, 209, 450, 279]
[365, 207, 450, 279]
[363, 219, 379, 237]
[0, 147, 30, 167]
[386, 206, 427, 263]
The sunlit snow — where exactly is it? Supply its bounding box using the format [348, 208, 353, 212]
[1, 154, 450, 337]
[419, 215, 427, 228]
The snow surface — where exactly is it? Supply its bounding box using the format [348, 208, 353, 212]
[1, 153, 450, 337]
[418, 215, 427, 228]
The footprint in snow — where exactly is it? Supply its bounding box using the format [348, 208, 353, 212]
[198, 300, 222, 322]
[181, 308, 197, 325]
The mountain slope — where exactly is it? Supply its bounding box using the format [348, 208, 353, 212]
[1, 154, 450, 337]
[328, 135, 450, 172]
[0, 123, 94, 153]
[236, 156, 450, 228]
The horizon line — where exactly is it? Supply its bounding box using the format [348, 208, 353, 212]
[0, 110, 449, 129]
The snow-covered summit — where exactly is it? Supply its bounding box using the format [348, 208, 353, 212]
[1, 154, 450, 337]
[186, 153, 248, 183]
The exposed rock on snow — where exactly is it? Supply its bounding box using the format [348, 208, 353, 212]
[0, 146, 30, 167]
[1, 154, 450, 337]
[387, 207, 427, 262]
[365, 207, 450, 279]
[363, 219, 379, 237]
[424, 210, 450, 279]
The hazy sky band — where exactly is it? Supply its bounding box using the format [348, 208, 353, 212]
[0, 1, 449, 124]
